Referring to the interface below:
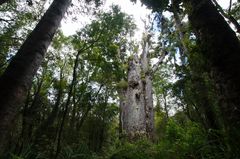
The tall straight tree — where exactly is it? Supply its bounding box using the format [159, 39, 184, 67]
[0, 0, 71, 155]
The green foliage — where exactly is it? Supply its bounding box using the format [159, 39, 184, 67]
[0, 2, 42, 75]
[59, 144, 96, 159]
[10, 155, 24, 159]
[140, 70, 145, 80]
[116, 80, 128, 89]
[9, 143, 48, 159]
[110, 116, 225, 159]
[110, 140, 157, 159]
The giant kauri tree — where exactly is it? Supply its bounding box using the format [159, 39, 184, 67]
[120, 31, 167, 140]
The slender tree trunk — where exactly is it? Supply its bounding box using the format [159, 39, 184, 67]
[0, 0, 71, 154]
[34, 80, 63, 144]
[54, 51, 80, 159]
[76, 85, 103, 131]
[70, 86, 77, 128]
[228, 0, 232, 13]
[183, 0, 240, 155]
[36, 67, 65, 135]
[162, 93, 169, 119]
[117, 48, 128, 137]
[76, 106, 92, 130]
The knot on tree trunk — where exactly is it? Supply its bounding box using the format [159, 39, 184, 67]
[128, 80, 139, 88]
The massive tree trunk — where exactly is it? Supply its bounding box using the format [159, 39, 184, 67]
[121, 34, 154, 140]
[123, 54, 146, 140]
[183, 0, 240, 155]
[0, 0, 71, 154]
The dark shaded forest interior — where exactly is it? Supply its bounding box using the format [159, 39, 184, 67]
[0, 0, 240, 158]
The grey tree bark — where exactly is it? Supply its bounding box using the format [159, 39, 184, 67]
[140, 34, 154, 139]
[123, 54, 147, 139]
[121, 34, 161, 140]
